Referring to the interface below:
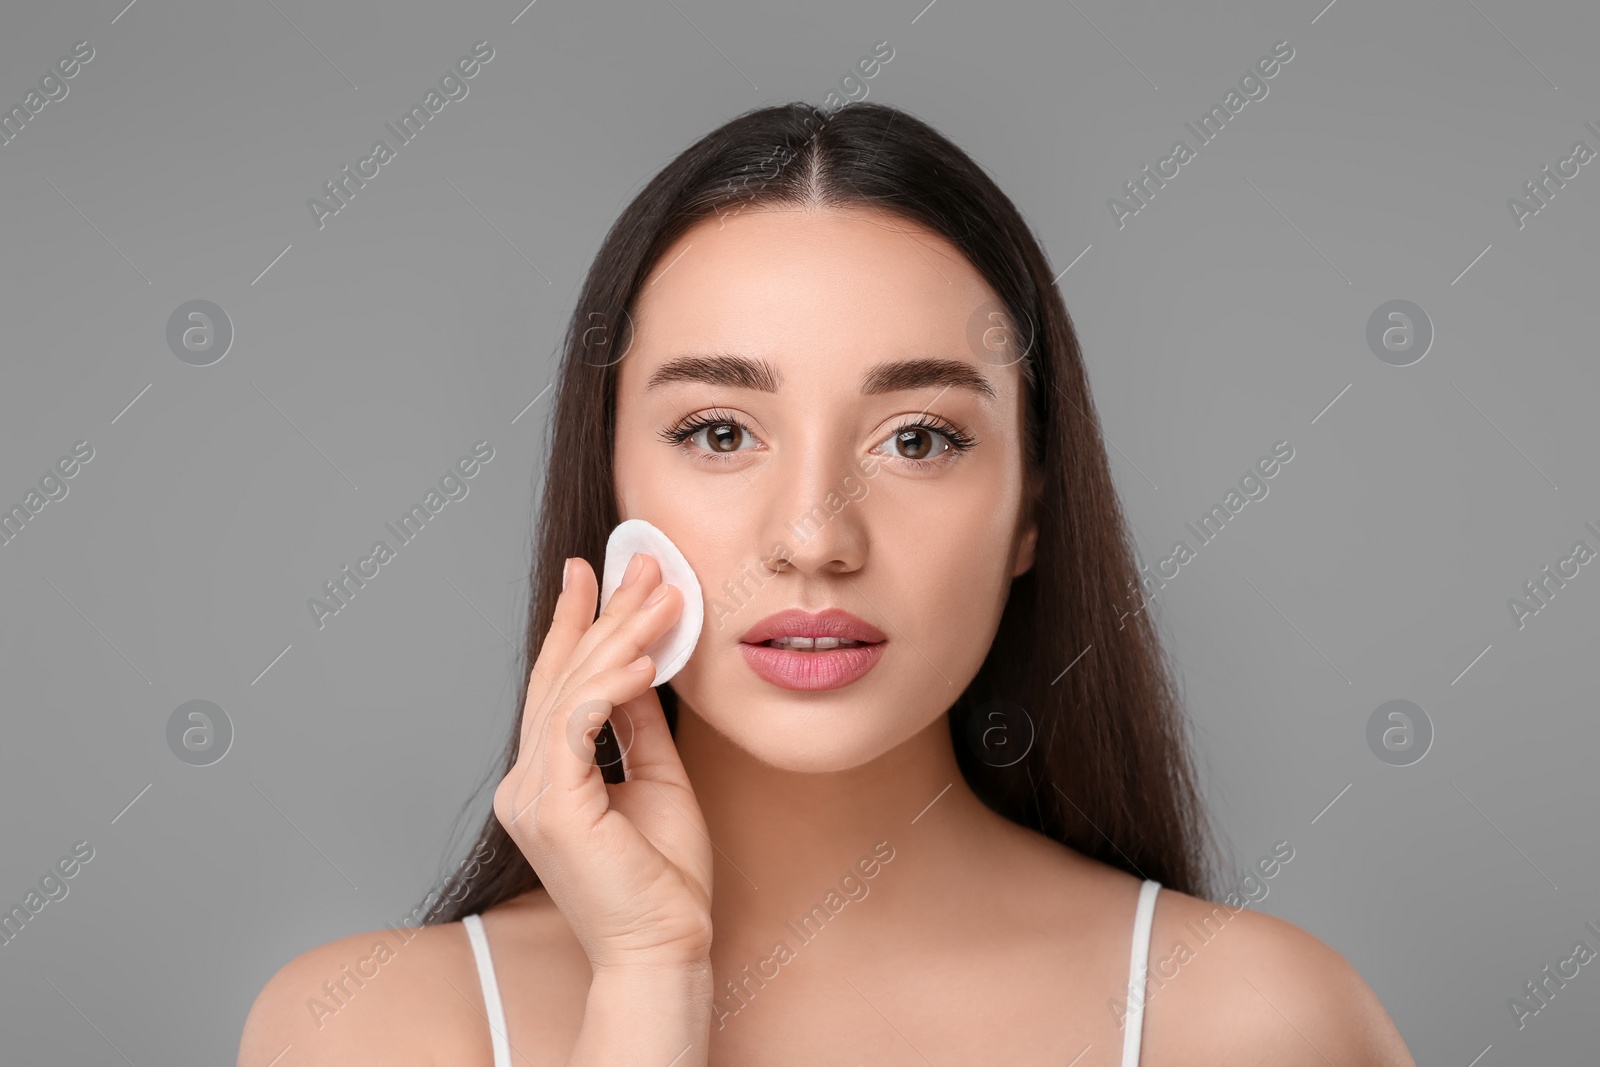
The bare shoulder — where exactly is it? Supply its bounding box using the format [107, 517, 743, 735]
[1140, 887, 1417, 1066]
[236, 913, 495, 1067]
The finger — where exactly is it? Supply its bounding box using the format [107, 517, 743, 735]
[561, 577, 682, 698]
[608, 698, 709, 896]
[520, 556, 599, 754]
[612, 684, 691, 791]
[525, 553, 676, 770]
[499, 653, 648, 850]
[549, 553, 669, 695]
[537, 657, 661, 831]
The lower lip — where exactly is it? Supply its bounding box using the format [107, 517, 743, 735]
[738, 641, 886, 691]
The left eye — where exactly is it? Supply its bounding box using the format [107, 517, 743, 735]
[874, 425, 954, 462]
[686, 421, 758, 455]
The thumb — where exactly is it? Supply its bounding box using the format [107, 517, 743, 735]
[612, 684, 692, 790]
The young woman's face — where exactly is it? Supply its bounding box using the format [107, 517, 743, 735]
[612, 204, 1038, 773]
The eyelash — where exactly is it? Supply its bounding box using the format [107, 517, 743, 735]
[658, 408, 979, 470]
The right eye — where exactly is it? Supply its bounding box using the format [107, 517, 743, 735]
[660, 410, 764, 464]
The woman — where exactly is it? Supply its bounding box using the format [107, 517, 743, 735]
[240, 101, 1415, 1066]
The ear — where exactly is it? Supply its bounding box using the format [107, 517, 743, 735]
[1012, 517, 1039, 578]
[1011, 475, 1041, 578]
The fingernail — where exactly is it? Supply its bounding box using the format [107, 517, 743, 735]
[645, 582, 670, 606]
[561, 557, 571, 592]
[625, 654, 652, 672]
[621, 552, 644, 587]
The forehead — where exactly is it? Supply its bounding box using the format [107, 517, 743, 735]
[619, 205, 1007, 386]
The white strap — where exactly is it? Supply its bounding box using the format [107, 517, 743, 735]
[1119, 880, 1161, 1067]
[463, 914, 513, 1067]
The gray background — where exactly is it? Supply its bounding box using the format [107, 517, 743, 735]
[1, 0, 1597, 1062]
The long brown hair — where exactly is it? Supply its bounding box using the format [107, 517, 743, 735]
[423, 100, 1216, 926]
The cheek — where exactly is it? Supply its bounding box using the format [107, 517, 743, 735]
[876, 456, 1022, 575]
[876, 497, 1014, 666]
[610, 426, 773, 654]
[611, 430, 656, 522]
[613, 495, 779, 654]
[613, 425, 755, 531]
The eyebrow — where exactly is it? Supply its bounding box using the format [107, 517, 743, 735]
[644, 354, 997, 401]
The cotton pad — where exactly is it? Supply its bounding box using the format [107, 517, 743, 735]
[596, 518, 704, 687]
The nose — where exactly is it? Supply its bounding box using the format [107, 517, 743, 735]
[762, 442, 869, 577]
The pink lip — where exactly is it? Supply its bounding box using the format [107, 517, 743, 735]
[738, 640, 887, 691]
[738, 607, 888, 645]
[737, 607, 888, 691]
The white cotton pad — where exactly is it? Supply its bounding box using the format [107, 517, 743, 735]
[596, 518, 704, 687]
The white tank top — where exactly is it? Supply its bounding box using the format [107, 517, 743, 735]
[462, 878, 1162, 1066]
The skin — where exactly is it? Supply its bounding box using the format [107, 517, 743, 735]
[238, 205, 1417, 1066]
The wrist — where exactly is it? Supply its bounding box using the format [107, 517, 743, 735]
[577, 959, 715, 1064]
[590, 956, 714, 994]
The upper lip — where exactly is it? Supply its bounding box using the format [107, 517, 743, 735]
[739, 608, 888, 645]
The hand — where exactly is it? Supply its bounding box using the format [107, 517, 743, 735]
[493, 552, 714, 971]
